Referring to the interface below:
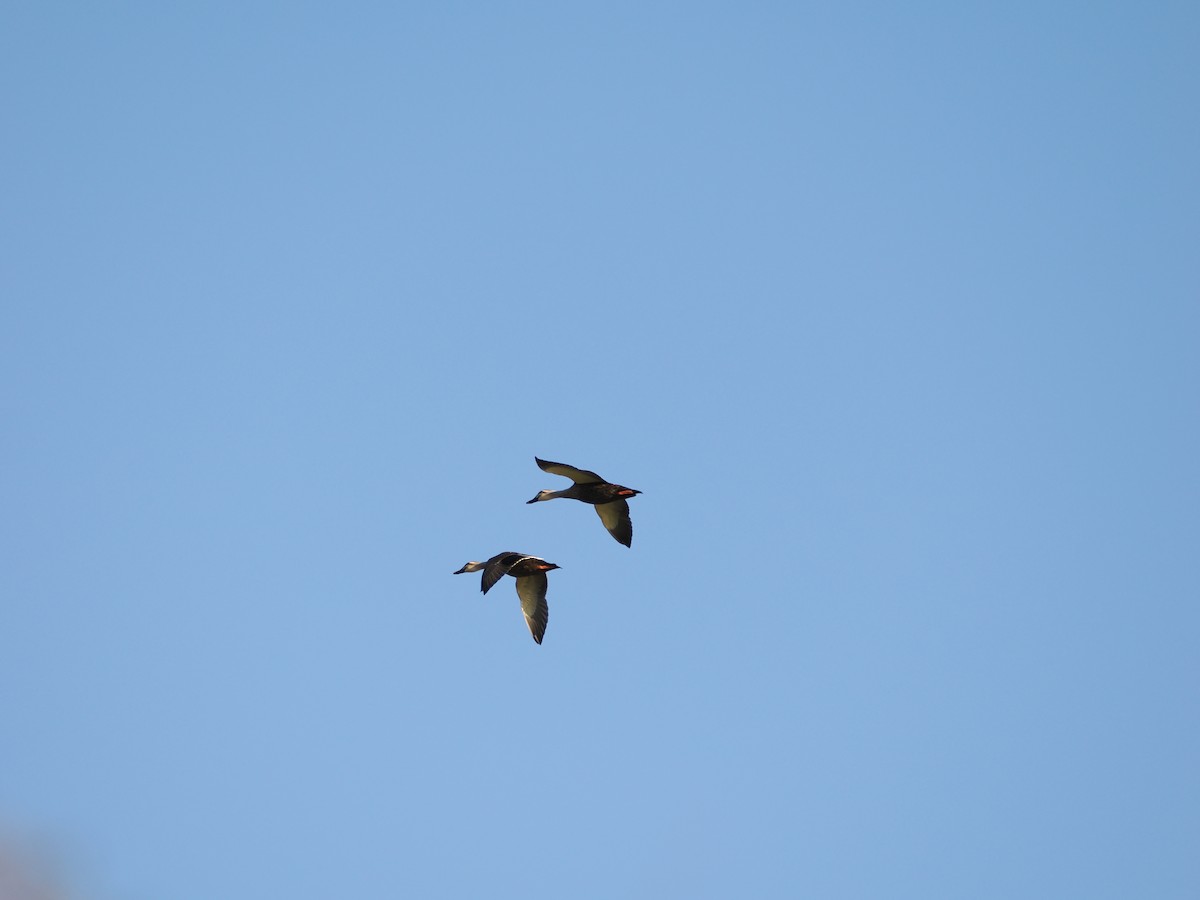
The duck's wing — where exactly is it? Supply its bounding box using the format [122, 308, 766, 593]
[535, 457, 604, 484]
[514, 572, 550, 645]
[595, 499, 633, 547]
[481, 552, 521, 594]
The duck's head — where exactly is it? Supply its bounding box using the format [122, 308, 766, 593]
[453, 561, 487, 574]
[617, 487, 641, 498]
[536, 561, 561, 572]
[526, 490, 556, 504]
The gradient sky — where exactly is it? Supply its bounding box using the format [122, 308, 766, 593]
[3, 4, 1198, 899]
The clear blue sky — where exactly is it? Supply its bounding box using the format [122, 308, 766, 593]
[3, 4, 1197, 899]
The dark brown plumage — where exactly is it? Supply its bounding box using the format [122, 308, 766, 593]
[453, 552, 559, 644]
[526, 457, 641, 547]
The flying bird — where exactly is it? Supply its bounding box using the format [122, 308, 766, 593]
[526, 457, 641, 547]
[453, 552, 560, 645]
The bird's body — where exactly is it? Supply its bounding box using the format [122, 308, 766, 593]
[527, 457, 640, 547]
[453, 552, 559, 644]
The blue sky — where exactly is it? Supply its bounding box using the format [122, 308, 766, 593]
[2, 4, 1198, 898]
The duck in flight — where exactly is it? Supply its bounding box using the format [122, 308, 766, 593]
[526, 457, 641, 547]
[453, 552, 559, 645]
